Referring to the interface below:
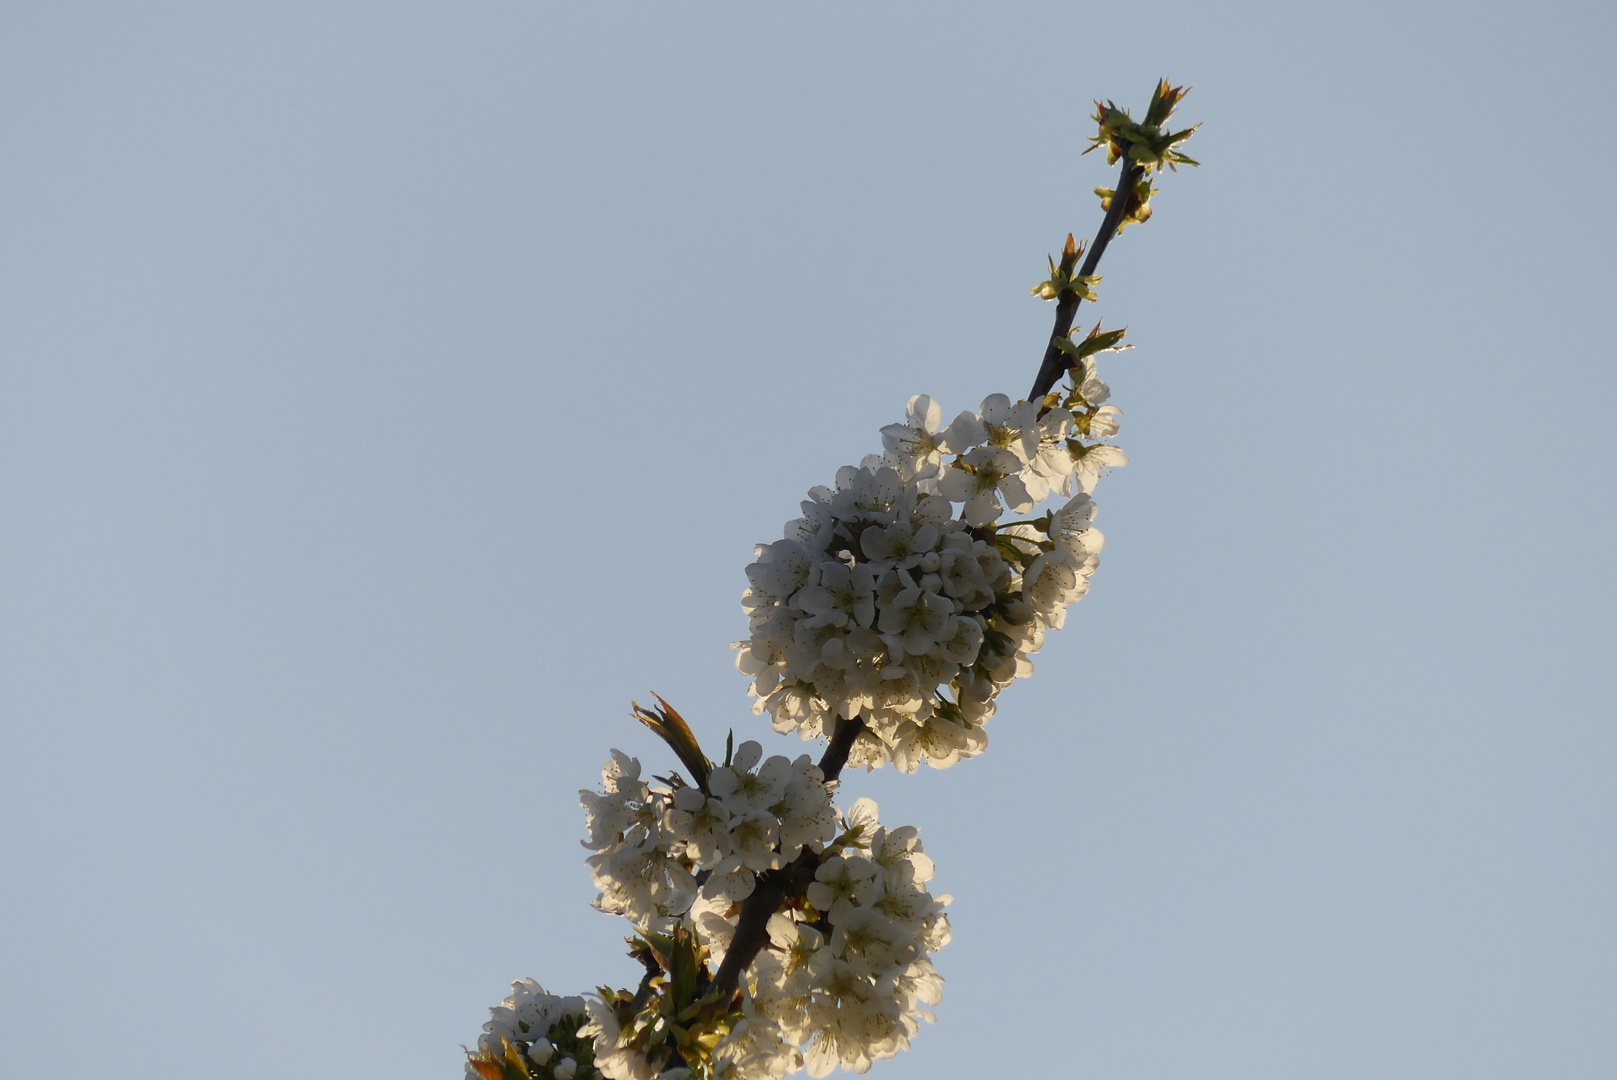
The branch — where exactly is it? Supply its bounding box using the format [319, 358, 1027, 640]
[710, 715, 868, 997]
[817, 714, 868, 783]
[1027, 155, 1143, 405]
[709, 847, 816, 998]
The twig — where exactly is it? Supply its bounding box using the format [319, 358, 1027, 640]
[709, 847, 817, 997]
[1027, 155, 1144, 404]
[817, 714, 868, 783]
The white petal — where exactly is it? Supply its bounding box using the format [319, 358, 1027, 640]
[732, 740, 763, 773]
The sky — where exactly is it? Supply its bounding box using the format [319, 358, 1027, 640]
[2, 3, 1614, 1078]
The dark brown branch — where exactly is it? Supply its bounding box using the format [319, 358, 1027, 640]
[710, 715, 868, 997]
[817, 714, 867, 782]
[1027, 156, 1144, 404]
[709, 846, 818, 997]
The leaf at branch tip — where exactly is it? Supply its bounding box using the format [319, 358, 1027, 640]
[1031, 234, 1091, 299]
[1057, 320, 1130, 365]
[1086, 78, 1200, 178]
[1061, 234, 1086, 267]
[1144, 77, 1191, 126]
[466, 1057, 503, 1080]
[632, 695, 712, 793]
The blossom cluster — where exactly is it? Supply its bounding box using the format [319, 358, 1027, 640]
[578, 792, 949, 1080]
[580, 744, 839, 932]
[736, 368, 1122, 771]
[468, 979, 596, 1080]
[731, 798, 949, 1078]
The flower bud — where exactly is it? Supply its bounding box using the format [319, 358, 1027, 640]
[528, 1038, 554, 1065]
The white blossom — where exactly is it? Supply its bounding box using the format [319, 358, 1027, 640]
[1068, 442, 1128, 495]
[976, 393, 1041, 462]
[732, 799, 950, 1080]
[580, 743, 837, 938]
[937, 446, 1024, 525]
[738, 372, 1122, 772]
[477, 352, 1136, 1080]
[878, 394, 948, 480]
[469, 980, 590, 1079]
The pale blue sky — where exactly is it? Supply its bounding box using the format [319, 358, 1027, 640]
[3, 4, 1613, 1078]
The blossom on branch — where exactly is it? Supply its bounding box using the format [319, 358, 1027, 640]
[465, 75, 1195, 1080]
[736, 374, 1124, 773]
[740, 798, 949, 1078]
[580, 745, 838, 931]
[465, 980, 595, 1080]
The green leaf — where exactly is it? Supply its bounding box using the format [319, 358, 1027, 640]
[631, 695, 712, 792]
[1056, 322, 1129, 364]
[1030, 236, 1092, 300]
[1087, 79, 1198, 181]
